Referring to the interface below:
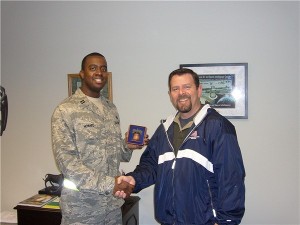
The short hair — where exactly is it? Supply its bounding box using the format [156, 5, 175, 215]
[81, 52, 105, 71]
[168, 68, 200, 90]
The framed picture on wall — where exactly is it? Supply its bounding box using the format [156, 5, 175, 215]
[180, 63, 248, 119]
[67, 72, 113, 101]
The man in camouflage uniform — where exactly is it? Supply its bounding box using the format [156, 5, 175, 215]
[51, 52, 143, 225]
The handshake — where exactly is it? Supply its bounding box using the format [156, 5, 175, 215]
[113, 176, 135, 199]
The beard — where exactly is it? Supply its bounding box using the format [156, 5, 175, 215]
[175, 94, 192, 113]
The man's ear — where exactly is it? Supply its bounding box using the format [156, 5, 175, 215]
[79, 70, 84, 80]
[168, 90, 172, 101]
[198, 84, 203, 98]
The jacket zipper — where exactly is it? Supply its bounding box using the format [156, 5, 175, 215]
[165, 130, 177, 223]
[206, 180, 216, 218]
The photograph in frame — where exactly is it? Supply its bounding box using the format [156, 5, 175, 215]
[67, 72, 113, 101]
[180, 63, 248, 119]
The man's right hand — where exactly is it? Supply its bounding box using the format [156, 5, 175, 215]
[113, 176, 136, 198]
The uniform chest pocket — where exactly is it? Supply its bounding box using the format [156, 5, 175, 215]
[75, 122, 103, 144]
[105, 115, 121, 135]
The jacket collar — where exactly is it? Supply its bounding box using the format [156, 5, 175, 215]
[163, 104, 211, 131]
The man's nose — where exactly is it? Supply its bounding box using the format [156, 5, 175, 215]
[95, 67, 104, 75]
[179, 87, 186, 95]
[95, 67, 102, 73]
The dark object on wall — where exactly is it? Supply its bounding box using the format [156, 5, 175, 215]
[0, 86, 8, 136]
[42, 174, 64, 196]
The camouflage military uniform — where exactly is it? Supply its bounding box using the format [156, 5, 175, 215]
[51, 89, 132, 225]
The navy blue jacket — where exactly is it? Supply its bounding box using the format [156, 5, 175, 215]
[128, 105, 245, 225]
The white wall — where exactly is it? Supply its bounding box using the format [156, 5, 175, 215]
[1, 1, 299, 224]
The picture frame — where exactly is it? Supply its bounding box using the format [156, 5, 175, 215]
[180, 63, 248, 119]
[67, 72, 113, 101]
[127, 125, 147, 146]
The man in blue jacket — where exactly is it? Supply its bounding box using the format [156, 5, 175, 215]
[115, 68, 245, 225]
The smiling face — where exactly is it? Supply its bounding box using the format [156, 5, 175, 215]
[168, 73, 202, 119]
[79, 55, 108, 98]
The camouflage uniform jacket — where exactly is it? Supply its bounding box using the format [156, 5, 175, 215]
[51, 88, 132, 224]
